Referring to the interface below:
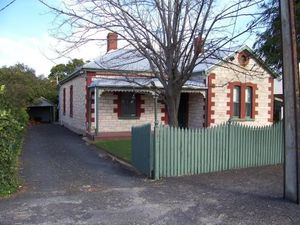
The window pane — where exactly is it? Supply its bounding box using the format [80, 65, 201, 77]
[233, 86, 241, 117]
[121, 93, 136, 117]
[233, 86, 240, 103]
[246, 87, 252, 117]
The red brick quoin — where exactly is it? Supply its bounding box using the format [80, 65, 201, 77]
[85, 71, 96, 127]
[135, 94, 145, 117]
[268, 78, 274, 122]
[207, 73, 216, 126]
[161, 104, 169, 125]
[113, 93, 122, 117]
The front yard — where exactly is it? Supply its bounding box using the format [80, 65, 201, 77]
[94, 139, 132, 162]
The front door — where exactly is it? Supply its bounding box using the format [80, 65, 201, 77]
[178, 93, 189, 128]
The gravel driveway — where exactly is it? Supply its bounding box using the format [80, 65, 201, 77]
[0, 124, 299, 225]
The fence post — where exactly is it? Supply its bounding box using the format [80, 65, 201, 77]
[227, 118, 232, 170]
[153, 92, 160, 179]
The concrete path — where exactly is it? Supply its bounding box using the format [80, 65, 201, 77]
[0, 124, 299, 225]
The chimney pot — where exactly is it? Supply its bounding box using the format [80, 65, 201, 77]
[107, 32, 118, 52]
[194, 36, 204, 55]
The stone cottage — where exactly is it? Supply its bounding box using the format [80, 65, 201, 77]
[59, 33, 277, 139]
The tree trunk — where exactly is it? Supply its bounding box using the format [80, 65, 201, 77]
[165, 87, 181, 127]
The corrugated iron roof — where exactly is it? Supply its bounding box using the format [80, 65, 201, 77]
[89, 77, 206, 90]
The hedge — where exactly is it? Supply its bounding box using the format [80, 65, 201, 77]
[0, 85, 28, 196]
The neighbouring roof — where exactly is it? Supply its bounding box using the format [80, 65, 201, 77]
[89, 77, 207, 92]
[60, 45, 278, 85]
[28, 97, 55, 108]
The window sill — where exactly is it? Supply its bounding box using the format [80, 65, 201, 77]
[118, 116, 140, 120]
[230, 117, 255, 122]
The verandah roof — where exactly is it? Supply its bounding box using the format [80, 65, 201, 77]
[88, 77, 207, 93]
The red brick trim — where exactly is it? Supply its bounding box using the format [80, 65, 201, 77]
[113, 92, 122, 117]
[136, 94, 145, 117]
[227, 82, 258, 119]
[268, 78, 274, 122]
[90, 91, 95, 124]
[93, 131, 132, 141]
[161, 104, 169, 124]
[207, 73, 216, 126]
[226, 90, 233, 116]
[86, 71, 96, 125]
[245, 83, 258, 118]
[63, 88, 66, 115]
[69, 85, 73, 117]
[113, 92, 144, 118]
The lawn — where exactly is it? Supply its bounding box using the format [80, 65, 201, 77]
[94, 139, 132, 162]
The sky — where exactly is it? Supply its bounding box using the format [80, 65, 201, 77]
[0, 0, 260, 78]
[0, 0, 102, 76]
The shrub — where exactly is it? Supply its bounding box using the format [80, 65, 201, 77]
[0, 85, 28, 196]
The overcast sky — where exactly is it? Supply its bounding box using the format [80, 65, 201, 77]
[0, 0, 259, 77]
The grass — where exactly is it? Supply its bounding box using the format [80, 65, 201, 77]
[94, 139, 132, 162]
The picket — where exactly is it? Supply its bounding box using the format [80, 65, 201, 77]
[154, 121, 283, 179]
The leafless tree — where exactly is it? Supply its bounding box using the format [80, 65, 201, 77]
[0, 0, 16, 12]
[40, 0, 265, 126]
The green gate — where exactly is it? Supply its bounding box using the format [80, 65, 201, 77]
[131, 124, 153, 177]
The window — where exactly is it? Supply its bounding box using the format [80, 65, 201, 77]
[245, 87, 252, 118]
[63, 88, 66, 115]
[233, 86, 241, 117]
[70, 85, 73, 117]
[229, 83, 256, 119]
[121, 93, 136, 118]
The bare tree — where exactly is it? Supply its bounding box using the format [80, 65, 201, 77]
[0, 0, 16, 12]
[40, 0, 265, 126]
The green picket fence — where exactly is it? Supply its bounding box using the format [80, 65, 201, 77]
[154, 121, 283, 179]
[131, 121, 284, 179]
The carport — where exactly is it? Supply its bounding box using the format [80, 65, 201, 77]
[28, 97, 55, 123]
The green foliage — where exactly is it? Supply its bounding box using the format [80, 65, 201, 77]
[0, 63, 57, 196]
[0, 85, 28, 196]
[48, 58, 84, 82]
[94, 139, 132, 162]
[0, 62, 56, 196]
[0, 63, 57, 106]
[253, 0, 300, 72]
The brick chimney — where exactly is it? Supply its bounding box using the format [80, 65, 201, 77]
[194, 36, 204, 55]
[107, 32, 118, 52]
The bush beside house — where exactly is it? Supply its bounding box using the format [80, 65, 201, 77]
[0, 85, 28, 196]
